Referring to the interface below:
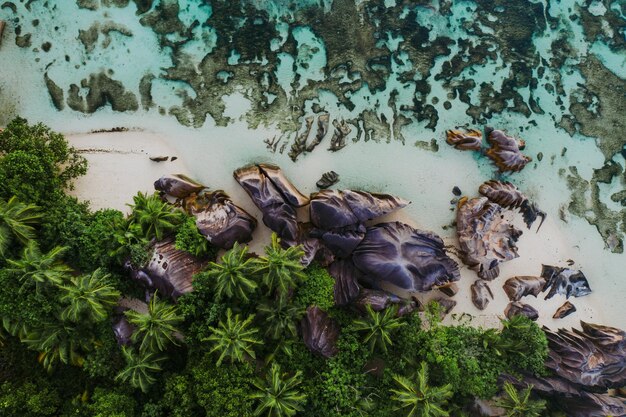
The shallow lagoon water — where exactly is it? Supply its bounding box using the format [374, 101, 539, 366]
[0, 0, 624, 328]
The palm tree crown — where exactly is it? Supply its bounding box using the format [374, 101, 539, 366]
[21, 320, 90, 372]
[7, 243, 72, 292]
[129, 192, 181, 241]
[0, 196, 43, 258]
[390, 362, 453, 417]
[58, 268, 121, 323]
[353, 305, 406, 354]
[495, 382, 546, 417]
[125, 292, 182, 354]
[204, 242, 258, 302]
[250, 363, 307, 417]
[254, 233, 305, 299]
[116, 346, 165, 393]
[257, 298, 303, 340]
[206, 308, 261, 366]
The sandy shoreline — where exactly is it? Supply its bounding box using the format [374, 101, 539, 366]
[65, 129, 624, 331]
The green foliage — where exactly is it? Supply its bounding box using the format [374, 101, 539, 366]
[250, 362, 307, 417]
[87, 387, 137, 417]
[192, 360, 255, 417]
[0, 196, 43, 259]
[116, 346, 165, 393]
[391, 362, 453, 417]
[257, 298, 303, 340]
[255, 233, 305, 299]
[128, 192, 182, 241]
[500, 316, 548, 375]
[125, 293, 183, 354]
[353, 305, 406, 354]
[495, 382, 546, 417]
[59, 268, 120, 323]
[294, 264, 334, 310]
[175, 215, 215, 259]
[202, 242, 258, 302]
[206, 308, 261, 365]
[159, 374, 201, 417]
[7, 243, 72, 292]
[110, 220, 150, 267]
[0, 117, 87, 204]
[0, 380, 61, 416]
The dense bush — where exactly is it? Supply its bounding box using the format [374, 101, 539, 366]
[294, 264, 335, 310]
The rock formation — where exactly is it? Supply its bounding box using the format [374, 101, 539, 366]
[485, 129, 532, 173]
[471, 280, 493, 310]
[301, 306, 340, 358]
[553, 301, 576, 319]
[446, 128, 482, 150]
[328, 259, 361, 306]
[502, 276, 546, 301]
[316, 171, 339, 189]
[541, 265, 592, 299]
[504, 302, 539, 321]
[478, 180, 546, 230]
[154, 174, 205, 199]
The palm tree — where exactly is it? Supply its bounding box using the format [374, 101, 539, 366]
[204, 242, 258, 302]
[206, 308, 261, 366]
[390, 362, 453, 417]
[354, 305, 406, 354]
[7, 243, 72, 292]
[250, 363, 307, 417]
[125, 292, 182, 353]
[115, 346, 165, 393]
[128, 192, 181, 240]
[21, 320, 90, 372]
[257, 299, 303, 340]
[0, 196, 43, 258]
[254, 233, 305, 299]
[58, 268, 121, 323]
[495, 382, 546, 417]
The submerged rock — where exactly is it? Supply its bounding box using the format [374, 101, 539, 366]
[505, 302, 539, 321]
[328, 119, 351, 151]
[446, 128, 482, 150]
[471, 280, 493, 310]
[553, 301, 576, 319]
[485, 129, 532, 173]
[456, 197, 522, 280]
[301, 306, 340, 358]
[352, 222, 460, 293]
[316, 171, 339, 189]
[309, 189, 409, 230]
[502, 276, 546, 301]
[541, 265, 592, 299]
[478, 180, 546, 230]
[0, 21, 5, 48]
[329, 259, 361, 306]
[154, 174, 205, 198]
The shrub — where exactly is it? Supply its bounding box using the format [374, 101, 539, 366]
[294, 264, 334, 310]
[175, 215, 216, 259]
[87, 387, 137, 417]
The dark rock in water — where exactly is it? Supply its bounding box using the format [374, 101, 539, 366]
[126, 238, 206, 299]
[456, 197, 522, 280]
[478, 180, 546, 230]
[432, 297, 457, 317]
[505, 302, 539, 321]
[313, 226, 365, 258]
[186, 191, 257, 249]
[353, 222, 460, 293]
[541, 265, 592, 299]
[67, 71, 139, 113]
[328, 119, 351, 152]
[149, 155, 169, 162]
[301, 306, 339, 359]
[44, 72, 65, 110]
[0, 21, 5, 48]
[436, 282, 458, 297]
[309, 189, 409, 230]
[452, 186, 462, 196]
[485, 129, 532, 173]
[544, 321, 626, 390]
[471, 280, 493, 310]
[501, 374, 626, 417]
[259, 163, 309, 207]
[502, 276, 546, 301]
[355, 289, 402, 312]
[112, 315, 135, 345]
[154, 174, 205, 198]
[553, 301, 576, 319]
[316, 171, 339, 189]
[446, 128, 482, 151]
[328, 259, 361, 306]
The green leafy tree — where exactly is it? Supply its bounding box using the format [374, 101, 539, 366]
[203, 242, 258, 302]
[110, 220, 150, 266]
[257, 298, 303, 340]
[391, 362, 453, 417]
[87, 387, 137, 417]
[255, 233, 305, 299]
[58, 268, 121, 323]
[0, 117, 87, 204]
[250, 363, 306, 417]
[0, 196, 43, 258]
[354, 305, 406, 354]
[125, 293, 182, 353]
[128, 192, 181, 241]
[294, 264, 335, 310]
[175, 214, 215, 258]
[495, 382, 546, 417]
[0, 380, 61, 417]
[206, 308, 261, 365]
[116, 346, 165, 393]
[7, 243, 72, 292]
[500, 315, 548, 374]
[21, 320, 90, 371]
